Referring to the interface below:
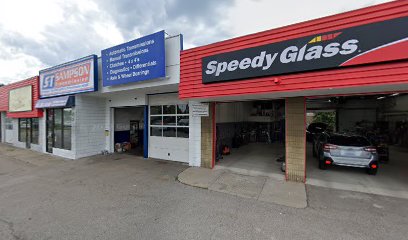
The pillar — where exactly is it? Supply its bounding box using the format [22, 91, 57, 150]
[285, 97, 306, 182]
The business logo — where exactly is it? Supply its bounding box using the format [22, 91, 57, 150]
[202, 16, 408, 84]
[308, 32, 342, 44]
[205, 36, 359, 77]
[39, 55, 98, 98]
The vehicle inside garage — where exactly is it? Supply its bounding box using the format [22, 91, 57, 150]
[306, 92, 408, 198]
[214, 100, 285, 178]
[114, 107, 145, 155]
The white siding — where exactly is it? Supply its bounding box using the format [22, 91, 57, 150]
[189, 101, 201, 167]
[74, 95, 106, 159]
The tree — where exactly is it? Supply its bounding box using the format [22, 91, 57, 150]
[313, 112, 336, 131]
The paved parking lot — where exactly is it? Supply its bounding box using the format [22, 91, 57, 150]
[307, 144, 408, 199]
[0, 144, 407, 240]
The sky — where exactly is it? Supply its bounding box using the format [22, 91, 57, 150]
[0, 0, 393, 84]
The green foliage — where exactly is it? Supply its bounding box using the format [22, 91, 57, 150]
[313, 112, 336, 131]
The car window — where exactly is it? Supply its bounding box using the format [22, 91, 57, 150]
[328, 136, 370, 147]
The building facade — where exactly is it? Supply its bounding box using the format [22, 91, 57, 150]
[179, 1, 408, 181]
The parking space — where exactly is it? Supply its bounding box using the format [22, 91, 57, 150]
[306, 93, 408, 199]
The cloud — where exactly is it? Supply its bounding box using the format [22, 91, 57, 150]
[0, 0, 394, 84]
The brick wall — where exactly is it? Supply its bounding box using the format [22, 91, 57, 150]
[201, 103, 214, 168]
[285, 97, 306, 182]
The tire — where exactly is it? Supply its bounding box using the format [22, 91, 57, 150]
[367, 167, 378, 175]
[318, 160, 327, 170]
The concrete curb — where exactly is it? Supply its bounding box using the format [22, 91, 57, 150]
[178, 167, 308, 209]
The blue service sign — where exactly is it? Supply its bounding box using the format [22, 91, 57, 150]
[101, 30, 166, 87]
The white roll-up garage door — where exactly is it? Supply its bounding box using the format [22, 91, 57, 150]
[148, 93, 189, 163]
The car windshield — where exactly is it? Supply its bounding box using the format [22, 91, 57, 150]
[328, 135, 370, 147]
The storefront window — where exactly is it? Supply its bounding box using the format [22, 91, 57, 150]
[150, 104, 189, 138]
[18, 118, 39, 144]
[63, 108, 72, 150]
[54, 109, 63, 149]
[18, 118, 28, 143]
[5, 118, 13, 130]
[48, 108, 72, 150]
[31, 118, 39, 144]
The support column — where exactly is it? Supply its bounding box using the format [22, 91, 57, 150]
[285, 97, 306, 182]
[201, 103, 215, 168]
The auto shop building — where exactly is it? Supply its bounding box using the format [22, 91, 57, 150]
[180, 0, 408, 188]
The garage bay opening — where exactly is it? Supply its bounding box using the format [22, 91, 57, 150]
[114, 106, 145, 156]
[306, 93, 408, 198]
[214, 100, 285, 178]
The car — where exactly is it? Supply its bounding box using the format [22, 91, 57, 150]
[306, 122, 328, 142]
[313, 132, 379, 175]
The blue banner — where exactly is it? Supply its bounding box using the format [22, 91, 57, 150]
[102, 30, 166, 86]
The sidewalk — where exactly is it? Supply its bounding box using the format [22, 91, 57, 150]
[178, 167, 307, 208]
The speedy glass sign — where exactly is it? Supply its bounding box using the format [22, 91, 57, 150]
[202, 17, 408, 83]
[39, 55, 98, 98]
[102, 30, 166, 86]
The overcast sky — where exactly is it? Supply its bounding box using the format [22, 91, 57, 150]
[0, 0, 393, 84]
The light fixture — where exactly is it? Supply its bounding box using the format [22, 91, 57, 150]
[390, 93, 399, 97]
[377, 96, 386, 100]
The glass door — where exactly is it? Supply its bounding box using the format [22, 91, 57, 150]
[46, 109, 55, 153]
[26, 118, 32, 149]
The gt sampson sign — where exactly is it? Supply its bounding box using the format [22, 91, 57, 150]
[39, 55, 98, 98]
[202, 16, 408, 84]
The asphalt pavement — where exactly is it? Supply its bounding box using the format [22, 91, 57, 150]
[0, 144, 407, 240]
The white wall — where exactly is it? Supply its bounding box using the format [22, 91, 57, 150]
[5, 117, 16, 144]
[189, 101, 202, 167]
[74, 95, 106, 159]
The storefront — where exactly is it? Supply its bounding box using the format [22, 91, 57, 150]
[36, 55, 100, 159]
[0, 77, 43, 151]
[179, 1, 408, 182]
[100, 31, 190, 163]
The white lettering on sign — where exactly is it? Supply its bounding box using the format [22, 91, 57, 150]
[205, 39, 359, 77]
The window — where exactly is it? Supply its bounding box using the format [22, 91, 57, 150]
[18, 118, 39, 144]
[18, 118, 28, 143]
[48, 108, 72, 150]
[63, 108, 73, 150]
[150, 104, 189, 138]
[31, 118, 39, 144]
[5, 118, 13, 130]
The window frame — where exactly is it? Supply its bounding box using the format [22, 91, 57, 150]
[150, 104, 189, 138]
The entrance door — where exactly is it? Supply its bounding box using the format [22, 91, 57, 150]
[46, 109, 54, 153]
[26, 118, 32, 149]
[19, 118, 32, 149]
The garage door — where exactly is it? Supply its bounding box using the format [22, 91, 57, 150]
[148, 93, 189, 163]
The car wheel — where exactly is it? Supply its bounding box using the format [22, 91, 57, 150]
[318, 153, 327, 170]
[318, 160, 327, 170]
[367, 167, 378, 175]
